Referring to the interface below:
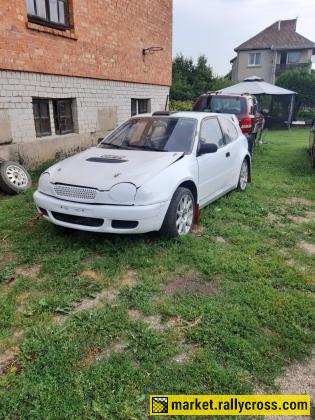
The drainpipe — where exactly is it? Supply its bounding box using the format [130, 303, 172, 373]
[271, 45, 277, 84]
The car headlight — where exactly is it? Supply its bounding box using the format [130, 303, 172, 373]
[134, 185, 155, 204]
[109, 183, 136, 204]
[38, 172, 51, 193]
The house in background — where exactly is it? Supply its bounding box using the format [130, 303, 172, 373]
[0, 0, 172, 167]
[231, 19, 315, 84]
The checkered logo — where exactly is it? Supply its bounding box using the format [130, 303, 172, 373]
[152, 397, 168, 414]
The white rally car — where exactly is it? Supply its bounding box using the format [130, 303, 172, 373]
[34, 111, 251, 237]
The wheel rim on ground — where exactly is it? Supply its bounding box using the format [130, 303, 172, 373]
[5, 165, 29, 188]
[239, 161, 248, 190]
[176, 194, 194, 235]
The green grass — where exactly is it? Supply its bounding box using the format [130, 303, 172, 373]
[0, 129, 314, 419]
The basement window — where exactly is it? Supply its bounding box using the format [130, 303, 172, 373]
[33, 99, 52, 137]
[131, 99, 151, 116]
[53, 99, 74, 135]
[32, 98, 76, 137]
[26, 0, 70, 30]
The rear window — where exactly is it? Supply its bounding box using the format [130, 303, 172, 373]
[193, 96, 247, 115]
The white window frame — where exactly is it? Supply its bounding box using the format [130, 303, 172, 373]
[248, 52, 261, 67]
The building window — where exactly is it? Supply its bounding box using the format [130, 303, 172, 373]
[26, 0, 69, 29]
[287, 51, 301, 64]
[33, 99, 52, 137]
[53, 99, 74, 135]
[131, 99, 151, 116]
[248, 52, 261, 66]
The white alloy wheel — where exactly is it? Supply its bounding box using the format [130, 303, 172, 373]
[0, 161, 32, 195]
[160, 187, 195, 238]
[238, 160, 248, 192]
[176, 193, 194, 235]
[5, 164, 29, 188]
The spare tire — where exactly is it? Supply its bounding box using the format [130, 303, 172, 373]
[0, 161, 32, 195]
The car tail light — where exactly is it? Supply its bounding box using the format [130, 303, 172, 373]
[240, 118, 253, 133]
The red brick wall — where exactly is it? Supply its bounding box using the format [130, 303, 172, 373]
[0, 0, 172, 86]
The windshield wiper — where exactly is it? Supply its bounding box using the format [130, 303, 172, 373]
[99, 143, 128, 150]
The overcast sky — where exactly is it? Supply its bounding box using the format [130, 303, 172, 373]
[173, 0, 315, 76]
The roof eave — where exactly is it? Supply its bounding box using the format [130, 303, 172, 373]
[235, 47, 271, 52]
[271, 46, 315, 51]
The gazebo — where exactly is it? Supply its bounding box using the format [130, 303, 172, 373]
[219, 76, 296, 128]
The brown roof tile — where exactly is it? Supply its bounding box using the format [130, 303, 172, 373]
[235, 19, 315, 51]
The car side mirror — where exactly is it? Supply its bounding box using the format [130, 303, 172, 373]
[198, 142, 218, 155]
[97, 137, 104, 145]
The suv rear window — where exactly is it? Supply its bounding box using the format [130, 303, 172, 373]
[193, 96, 247, 115]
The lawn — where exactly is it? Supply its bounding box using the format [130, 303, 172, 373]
[0, 129, 314, 419]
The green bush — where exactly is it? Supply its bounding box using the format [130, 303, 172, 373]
[297, 109, 315, 120]
[169, 100, 193, 111]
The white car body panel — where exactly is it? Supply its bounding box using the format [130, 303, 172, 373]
[34, 111, 251, 234]
[46, 147, 184, 190]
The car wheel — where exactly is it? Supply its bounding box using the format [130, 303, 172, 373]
[0, 161, 32, 195]
[160, 187, 195, 238]
[247, 134, 256, 157]
[237, 159, 248, 192]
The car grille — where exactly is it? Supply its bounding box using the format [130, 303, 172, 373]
[53, 184, 97, 200]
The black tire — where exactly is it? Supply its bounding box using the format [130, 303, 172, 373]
[237, 159, 249, 192]
[247, 134, 256, 156]
[0, 161, 32, 195]
[160, 187, 195, 238]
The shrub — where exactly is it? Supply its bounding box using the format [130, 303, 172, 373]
[169, 100, 193, 111]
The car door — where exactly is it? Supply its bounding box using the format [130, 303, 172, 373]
[197, 117, 231, 206]
[218, 115, 242, 185]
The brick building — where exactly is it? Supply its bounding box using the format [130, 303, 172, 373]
[0, 0, 172, 166]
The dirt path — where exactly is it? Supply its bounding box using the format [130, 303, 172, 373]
[264, 352, 315, 420]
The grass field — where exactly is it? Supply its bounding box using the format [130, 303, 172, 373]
[0, 129, 314, 419]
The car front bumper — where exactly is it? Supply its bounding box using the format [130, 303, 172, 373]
[33, 191, 170, 234]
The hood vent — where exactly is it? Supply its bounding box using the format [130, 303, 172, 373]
[86, 157, 128, 163]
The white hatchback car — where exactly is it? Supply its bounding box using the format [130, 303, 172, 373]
[34, 112, 251, 237]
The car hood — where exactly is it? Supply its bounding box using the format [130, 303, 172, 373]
[48, 147, 184, 190]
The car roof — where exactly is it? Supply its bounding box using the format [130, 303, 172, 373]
[131, 111, 227, 122]
[203, 92, 253, 99]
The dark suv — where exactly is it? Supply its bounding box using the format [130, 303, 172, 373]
[193, 92, 264, 155]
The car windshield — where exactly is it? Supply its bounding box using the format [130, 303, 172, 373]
[194, 96, 246, 115]
[99, 117, 197, 153]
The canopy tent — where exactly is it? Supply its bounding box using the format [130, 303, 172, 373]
[219, 76, 296, 127]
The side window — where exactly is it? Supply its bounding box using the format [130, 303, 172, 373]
[219, 116, 239, 144]
[200, 118, 225, 148]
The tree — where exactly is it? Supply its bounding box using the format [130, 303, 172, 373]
[192, 55, 213, 98]
[170, 54, 213, 101]
[210, 77, 235, 92]
[170, 54, 235, 101]
[276, 68, 315, 113]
